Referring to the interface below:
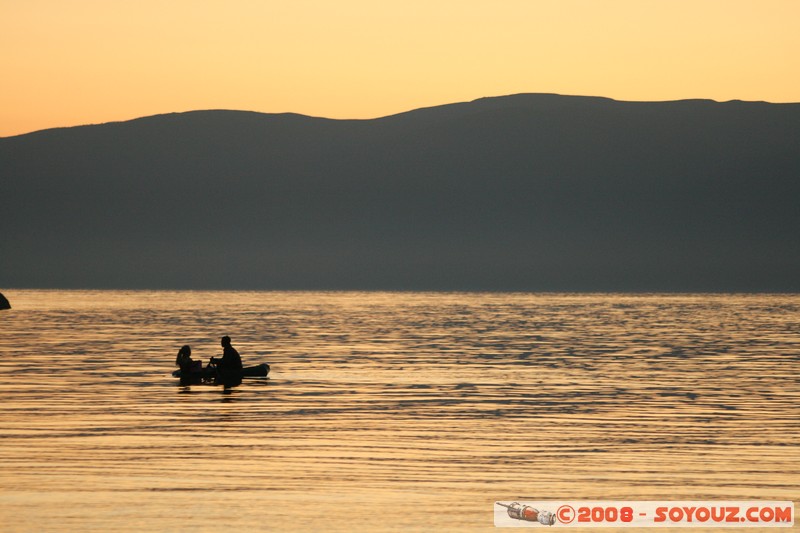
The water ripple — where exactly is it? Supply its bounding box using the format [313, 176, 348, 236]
[0, 291, 798, 531]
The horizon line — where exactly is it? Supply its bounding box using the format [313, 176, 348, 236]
[2, 92, 795, 140]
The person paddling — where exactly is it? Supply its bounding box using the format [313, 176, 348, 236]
[210, 336, 243, 378]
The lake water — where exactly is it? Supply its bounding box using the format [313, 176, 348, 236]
[0, 291, 797, 531]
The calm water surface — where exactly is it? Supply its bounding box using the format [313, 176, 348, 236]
[0, 291, 798, 531]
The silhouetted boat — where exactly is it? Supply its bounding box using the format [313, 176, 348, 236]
[172, 363, 270, 385]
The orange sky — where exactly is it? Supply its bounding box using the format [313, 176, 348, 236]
[2, 0, 798, 137]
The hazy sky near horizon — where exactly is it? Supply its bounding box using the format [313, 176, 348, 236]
[2, 0, 798, 137]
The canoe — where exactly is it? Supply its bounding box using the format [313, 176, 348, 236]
[172, 363, 270, 380]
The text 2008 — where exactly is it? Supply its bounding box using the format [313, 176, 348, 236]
[577, 506, 634, 523]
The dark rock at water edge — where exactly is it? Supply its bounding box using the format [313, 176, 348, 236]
[0, 292, 9, 310]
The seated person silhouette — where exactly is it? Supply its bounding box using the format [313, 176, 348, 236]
[210, 336, 243, 375]
[175, 345, 204, 374]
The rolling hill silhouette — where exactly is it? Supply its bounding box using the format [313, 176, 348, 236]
[1, 94, 798, 291]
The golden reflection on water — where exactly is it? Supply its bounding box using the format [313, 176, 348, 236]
[0, 291, 798, 531]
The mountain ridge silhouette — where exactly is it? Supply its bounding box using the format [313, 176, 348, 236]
[2, 93, 798, 291]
